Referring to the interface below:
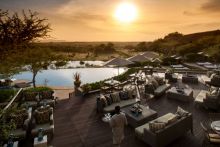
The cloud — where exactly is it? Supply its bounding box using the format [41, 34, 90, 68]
[0, 0, 72, 10]
[201, 0, 220, 12]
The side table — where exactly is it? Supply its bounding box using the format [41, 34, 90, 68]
[34, 135, 47, 147]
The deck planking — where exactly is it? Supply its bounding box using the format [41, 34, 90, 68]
[52, 78, 219, 147]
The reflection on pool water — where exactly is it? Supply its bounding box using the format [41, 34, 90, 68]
[13, 68, 126, 86]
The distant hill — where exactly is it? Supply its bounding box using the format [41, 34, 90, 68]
[142, 30, 220, 62]
[184, 30, 220, 41]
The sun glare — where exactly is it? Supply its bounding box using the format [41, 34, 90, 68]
[114, 2, 138, 23]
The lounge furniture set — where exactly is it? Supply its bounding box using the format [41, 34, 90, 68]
[201, 70, 220, 87]
[96, 89, 137, 113]
[195, 87, 220, 110]
[97, 72, 196, 147]
[144, 75, 171, 98]
[166, 86, 193, 102]
[165, 72, 178, 83]
[182, 74, 198, 84]
[3, 90, 56, 145]
[21, 90, 56, 108]
[135, 107, 193, 147]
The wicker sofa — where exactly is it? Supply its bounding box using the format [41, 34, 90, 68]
[145, 83, 171, 97]
[8, 108, 31, 140]
[195, 88, 220, 110]
[135, 111, 193, 147]
[21, 90, 56, 108]
[96, 90, 137, 113]
[201, 71, 220, 87]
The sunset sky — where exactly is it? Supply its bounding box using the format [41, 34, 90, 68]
[1, 0, 220, 41]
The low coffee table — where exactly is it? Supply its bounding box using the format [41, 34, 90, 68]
[121, 104, 157, 128]
[182, 75, 198, 84]
[166, 87, 193, 102]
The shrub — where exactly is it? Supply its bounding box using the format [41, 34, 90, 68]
[24, 87, 52, 93]
[114, 68, 138, 82]
[88, 81, 104, 91]
[55, 61, 67, 67]
[0, 89, 16, 103]
[81, 84, 91, 93]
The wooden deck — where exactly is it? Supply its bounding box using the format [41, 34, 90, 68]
[52, 79, 219, 147]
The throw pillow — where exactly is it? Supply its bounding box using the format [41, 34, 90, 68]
[35, 110, 50, 124]
[100, 94, 108, 107]
[145, 83, 155, 94]
[211, 89, 218, 95]
[119, 91, 129, 100]
[206, 93, 218, 99]
[111, 92, 121, 102]
[210, 73, 217, 79]
[105, 94, 113, 105]
[154, 76, 165, 85]
[151, 77, 159, 88]
[149, 122, 166, 132]
[127, 89, 135, 99]
[176, 106, 189, 117]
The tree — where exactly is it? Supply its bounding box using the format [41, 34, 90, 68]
[136, 42, 147, 51]
[0, 9, 50, 53]
[21, 47, 56, 88]
[105, 42, 115, 52]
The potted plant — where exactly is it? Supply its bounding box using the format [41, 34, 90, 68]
[73, 72, 81, 88]
[81, 84, 91, 94]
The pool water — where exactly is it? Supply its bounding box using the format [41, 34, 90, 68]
[13, 68, 126, 86]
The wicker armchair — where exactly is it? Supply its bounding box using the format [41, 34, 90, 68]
[31, 106, 54, 141]
[39, 91, 56, 108]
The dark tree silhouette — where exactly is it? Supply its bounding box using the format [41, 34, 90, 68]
[0, 9, 51, 52]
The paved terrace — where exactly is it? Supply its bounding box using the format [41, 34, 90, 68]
[51, 76, 218, 147]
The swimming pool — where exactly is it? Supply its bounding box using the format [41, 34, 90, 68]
[13, 67, 126, 86]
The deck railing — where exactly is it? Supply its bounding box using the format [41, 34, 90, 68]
[0, 88, 23, 117]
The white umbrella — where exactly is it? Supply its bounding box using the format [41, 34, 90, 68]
[104, 57, 133, 76]
[141, 51, 159, 59]
[151, 58, 162, 63]
[127, 54, 150, 63]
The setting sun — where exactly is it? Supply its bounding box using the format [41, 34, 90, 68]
[114, 2, 138, 23]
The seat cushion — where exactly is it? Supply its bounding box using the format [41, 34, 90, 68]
[152, 113, 175, 124]
[39, 99, 55, 107]
[104, 99, 136, 112]
[135, 123, 150, 139]
[31, 123, 54, 136]
[11, 128, 26, 138]
[24, 92, 38, 101]
[154, 84, 171, 95]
